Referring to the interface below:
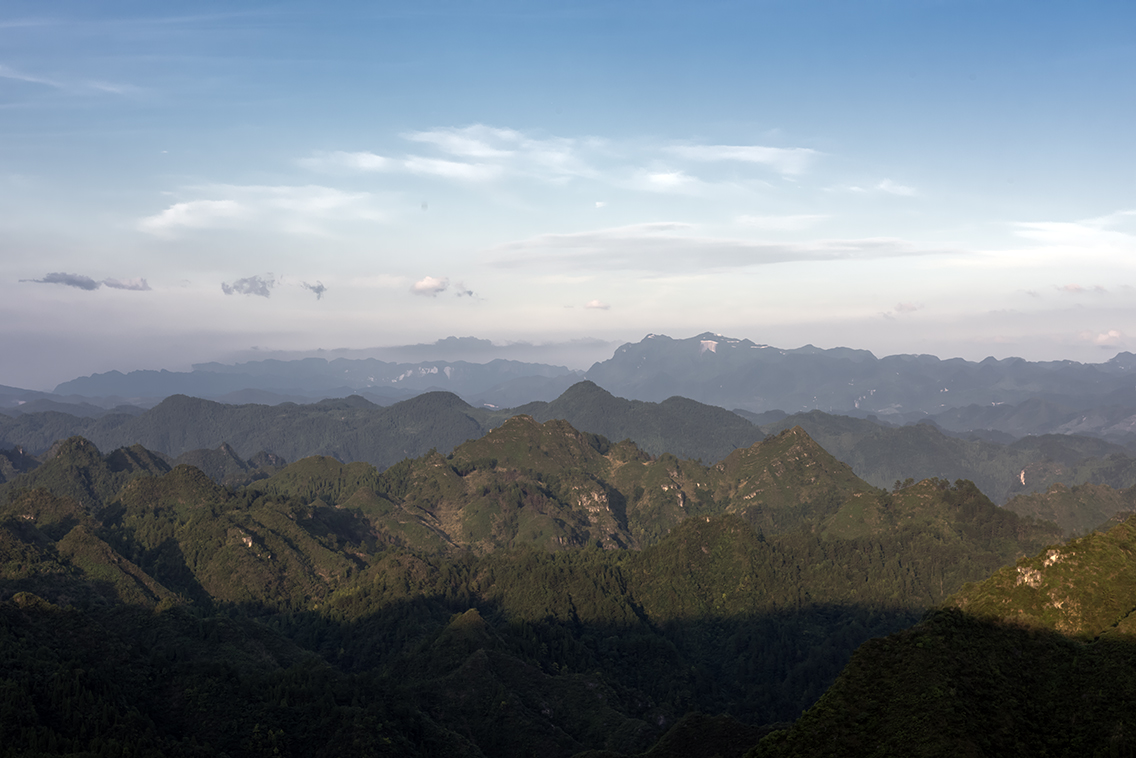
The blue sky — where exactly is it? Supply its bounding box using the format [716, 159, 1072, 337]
[2, 0, 1134, 389]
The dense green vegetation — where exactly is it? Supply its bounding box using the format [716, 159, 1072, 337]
[754, 515, 1136, 757]
[0, 416, 1068, 757]
[1003, 480, 1136, 537]
[760, 409, 1136, 503]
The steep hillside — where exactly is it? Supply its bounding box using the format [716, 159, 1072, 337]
[0, 421, 1067, 758]
[752, 516, 1136, 757]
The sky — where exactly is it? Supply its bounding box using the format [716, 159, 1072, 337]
[2, 0, 1135, 390]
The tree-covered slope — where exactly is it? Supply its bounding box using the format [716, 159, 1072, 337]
[1003, 480, 1136, 538]
[0, 421, 1067, 758]
[752, 515, 1136, 758]
[761, 409, 1136, 503]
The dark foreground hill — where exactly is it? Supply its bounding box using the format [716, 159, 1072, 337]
[0, 420, 1061, 757]
[752, 515, 1136, 757]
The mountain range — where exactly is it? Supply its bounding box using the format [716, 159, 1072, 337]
[8, 380, 1136, 529]
[0, 415, 1069, 756]
[9, 332, 1136, 444]
[8, 333, 1136, 754]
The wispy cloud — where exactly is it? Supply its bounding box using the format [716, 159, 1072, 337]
[876, 179, 918, 196]
[584, 299, 610, 310]
[138, 185, 384, 237]
[0, 64, 63, 88]
[298, 151, 390, 172]
[1057, 284, 1107, 294]
[21, 272, 151, 291]
[103, 277, 151, 291]
[665, 144, 819, 175]
[402, 156, 501, 181]
[139, 199, 246, 235]
[302, 281, 327, 299]
[302, 125, 597, 185]
[300, 125, 820, 195]
[1013, 216, 1136, 260]
[0, 63, 138, 96]
[827, 180, 919, 196]
[222, 274, 275, 298]
[895, 302, 920, 313]
[488, 222, 949, 273]
[22, 272, 99, 290]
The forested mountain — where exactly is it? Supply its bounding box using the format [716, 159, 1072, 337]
[0, 382, 762, 472]
[0, 420, 1062, 757]
[757, 409, 1136, 504]
[11, 383, 1136, 510]
[753, 515, 1136, 757]
[1002, 481, 1136, 538]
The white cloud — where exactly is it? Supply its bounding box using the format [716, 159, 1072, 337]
[411, 276, 449, 296]
[584, 299, 610, 310]
[737, 214, 828, 231]
[646, 171, 693, 190]
[1079, 329, 1124, 347]
[626, 169, 710, 194]
[403, 156, 502, 181]
[665, 144, 819, 175]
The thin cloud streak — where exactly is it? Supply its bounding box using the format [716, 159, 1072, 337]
[138, 185, 384, 236]
[488, 223, 953, 273]
[665, 144, 820, 175]
[299, 126, 818, 192]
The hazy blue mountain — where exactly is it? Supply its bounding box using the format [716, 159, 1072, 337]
[585, 332, 1136, 420]
[759, 409, 1136, 504]
[54, 356, 581, 402]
